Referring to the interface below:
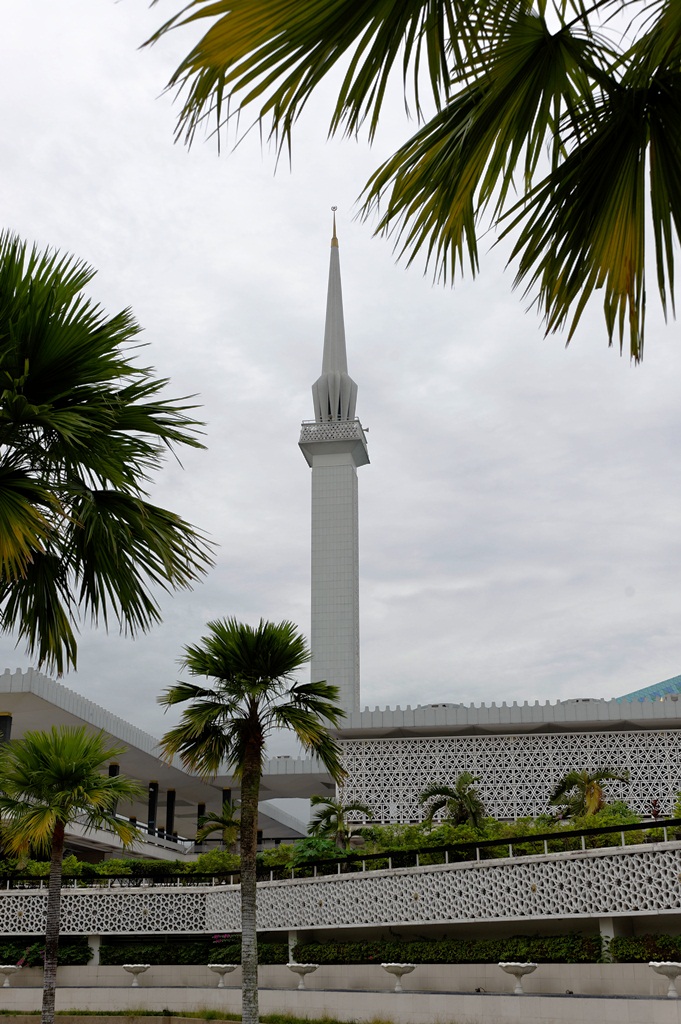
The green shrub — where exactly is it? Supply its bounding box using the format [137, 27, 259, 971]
[609, 934, 681, 962]
[94, 859, 132, 876]
[0, 937, 91, 966]
[100, 937, 288, 965]
[290, 837, 339, 865]
[294, 933, 602, 965]
[192, 849, 241, 875]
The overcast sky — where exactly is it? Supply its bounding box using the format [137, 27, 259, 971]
[3, 1, 681, 750]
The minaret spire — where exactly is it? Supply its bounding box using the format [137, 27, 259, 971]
[299, 213, 370, 718]
[312, 209, 358, 422]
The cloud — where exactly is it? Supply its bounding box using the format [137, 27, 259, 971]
[2, 0, 681, 748]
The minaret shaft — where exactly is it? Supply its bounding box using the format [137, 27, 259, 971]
[299, 220, 369, 717]
[310, 455, 360, 711]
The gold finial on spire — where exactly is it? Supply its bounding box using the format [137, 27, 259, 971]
[331, 205, 339, 248]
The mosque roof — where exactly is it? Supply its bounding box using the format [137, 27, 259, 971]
[615, 673, 681, 703]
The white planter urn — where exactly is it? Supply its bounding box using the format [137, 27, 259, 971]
[381, 963, 416, 992]
[122, 964, 150, 987]
[499, 962, 537, 994]
[286, 962, 319, 990]
[208, 964, 238, 988]
[650, 962, 681, 999]
[0, 965, 21, 988]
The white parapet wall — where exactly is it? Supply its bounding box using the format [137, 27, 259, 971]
[2, 962, 679, 997]
[2, 975, 681, 1024]
[2, 840, 681, 935]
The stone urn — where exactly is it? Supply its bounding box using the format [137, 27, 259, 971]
[287, 962, 319, 990]
[0, 965, 21, 988]
[650, 962, 681, 999]
[381, 963, 416, 993]
[208, 963, 238, 988]
[499, 962, 537, 994]
[122, 964, 150, 987]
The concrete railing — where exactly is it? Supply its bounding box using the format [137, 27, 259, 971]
[2, 838, 681, 936]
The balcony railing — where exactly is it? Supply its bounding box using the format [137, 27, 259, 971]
[3, 817, 678, 890]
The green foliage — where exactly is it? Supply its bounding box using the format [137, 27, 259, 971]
[0, 231, 213, 673]
[290, 836, 340, 865]
[152, 0, 681, 360]
[0, 937, 91, 967]
[420, 772, 486, 829]
[94, 859, 133, 876]
[192, 848, 241, 874]
[571, 802, 643, 847]
[196, 800, 240, 849]
[294, 933, 602, 965]
[550, 768, 630, 818]
[308, 795, 373, 850]
[100, 938, 287, 965]
[257, 844, 296, 868]
[609, 934, 681, 962]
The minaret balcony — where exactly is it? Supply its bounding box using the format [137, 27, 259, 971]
[299, 418, 369, 468]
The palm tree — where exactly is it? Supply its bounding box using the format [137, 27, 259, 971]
[0, 231, 213, 675]
[419, 772, 486, 829]
[0, 726, 142, 1024]
[158, 617, 345, 1024]
[549, 768, 630, 817]
[308, 795, 372, 850]
[151, 1, 681, 361]
[196, 799, 241, 850]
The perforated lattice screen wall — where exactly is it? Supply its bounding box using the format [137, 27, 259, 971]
[338, 730, 678, 821]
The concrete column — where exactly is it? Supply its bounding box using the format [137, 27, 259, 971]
[165, 789, 176, 837]
[288, 930, 298, 962]
[88, 935, 101, 966]
[147, 781, 159, 836]
[0, 713, 11, 743]
[108, 763, 119, 815]
[599, 916, 628, 961]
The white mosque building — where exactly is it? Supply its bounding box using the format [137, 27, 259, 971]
[2, 220, 681, 859]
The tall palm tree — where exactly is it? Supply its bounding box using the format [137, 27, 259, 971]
[151, 0, 681, 361]
[0, 727, 142, 1024]
[549, 768, 630, 817]
[196, 799, 241, 850]
[158, 617, 345, 1024]
[420, 772, 486, 829]
[0, 231, 213, 675]
[308, 795, 372, 850]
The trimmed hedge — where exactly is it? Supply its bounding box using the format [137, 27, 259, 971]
[609, 934, 681, 962]
[100, 939, 288, 966]
[293, 934, 603, 964]
[0, 937, 91, 967]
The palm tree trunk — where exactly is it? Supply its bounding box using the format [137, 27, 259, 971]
[42, 820, 65, 1024]
[240, 746, 261, 1024]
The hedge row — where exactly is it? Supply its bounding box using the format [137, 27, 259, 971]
[0, 937, 91, 967]
[609, 934, 681, 962]
[4, 933, 678, 967]
[293, 934, 603, 964]
[100, 939, 288, 965]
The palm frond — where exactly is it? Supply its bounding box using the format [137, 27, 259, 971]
[0, 231, 214, 672]
[0, 726, 142, 856]
[150, 0, 680, 355]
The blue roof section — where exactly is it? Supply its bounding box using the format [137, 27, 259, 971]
[616, 674, 681, 703]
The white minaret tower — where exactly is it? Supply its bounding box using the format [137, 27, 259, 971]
[299, 212, 369, 717]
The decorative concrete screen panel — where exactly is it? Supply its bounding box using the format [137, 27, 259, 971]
[2, 844, 681, 935]
[338, 731, 680, 821]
